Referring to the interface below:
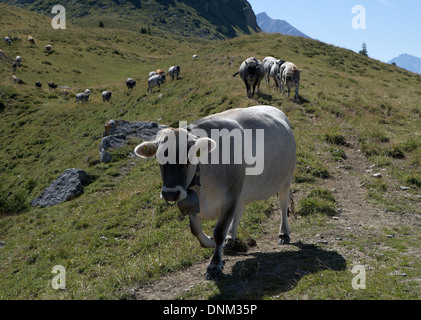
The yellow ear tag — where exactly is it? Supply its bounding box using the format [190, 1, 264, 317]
[196, 149, 201, 158]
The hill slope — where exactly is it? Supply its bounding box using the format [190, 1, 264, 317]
[256, 12, 310, 38]
[1, 0, 260, 39]
[0, 3, 420, 300]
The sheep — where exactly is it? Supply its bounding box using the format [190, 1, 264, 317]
[45, 45, 53, 52]
[4, 37, 12, 45]
[48, 81, 58, 90]
[192, 54, 199, 61]
[168, 65, 181, 80]
[28, 36, 36, 45]
[102, 91, 112, 102]
[15, 56, 21, 66]
[126, 78, 136, 90]
[35, 81, 42, 88]
[148, 73, 166, 93]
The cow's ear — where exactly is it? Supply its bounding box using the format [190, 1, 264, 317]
[195, 137, 216, 155]
[134, 142, 158, 159]
[190, 137, 216, 160]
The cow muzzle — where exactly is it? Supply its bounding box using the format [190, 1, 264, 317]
[161, 186, 187, 204]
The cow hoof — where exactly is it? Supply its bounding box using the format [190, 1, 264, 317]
[206, 266, 223, 281]
[278, 234, 290, 245]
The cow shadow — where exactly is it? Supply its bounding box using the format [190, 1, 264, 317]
[210, 242, 347, 300]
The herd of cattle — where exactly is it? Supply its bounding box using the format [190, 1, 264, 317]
[3, 34, 306, 280]
[234, 56, 302, 100]
[3, 34, 303, 104]
[2, 36, 185, 104]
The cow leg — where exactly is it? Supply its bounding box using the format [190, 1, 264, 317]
[244, 81, 251, 98]
[206, 201, 237, 280]
[294, 82, 300, 101]
[189, 215, 215, 248]
[278, 187, 291, 244]
[225, 203, 245, 246]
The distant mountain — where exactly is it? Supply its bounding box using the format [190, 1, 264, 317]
[388, 53, 421, 74]
[256, 12, 310, 38]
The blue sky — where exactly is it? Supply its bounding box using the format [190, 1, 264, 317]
[247, 0, 421, 63]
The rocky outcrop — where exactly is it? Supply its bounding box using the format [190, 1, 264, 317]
[30, 169, 91, 208]
[99, 120, 167, 163]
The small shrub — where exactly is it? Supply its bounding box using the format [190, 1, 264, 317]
[0, 191, 30, 216]
[386, 146, 405, 159]
[324, 132, 347, 146]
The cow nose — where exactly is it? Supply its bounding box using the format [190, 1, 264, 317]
[162, 190, 181, 203]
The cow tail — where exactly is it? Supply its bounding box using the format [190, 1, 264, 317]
[232, 71, 240, 77]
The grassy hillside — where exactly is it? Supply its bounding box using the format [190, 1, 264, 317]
[2, 0, 259, 39]
[0, 3, 420, 299]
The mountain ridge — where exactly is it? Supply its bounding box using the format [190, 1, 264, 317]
[388, 53, 421, 74]
[1, 0, 261, 39]
[256, 12, 309, 38]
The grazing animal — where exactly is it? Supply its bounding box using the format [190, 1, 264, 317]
[192, 54, 199, 61]
[269, 59, 286, 89]
[233, 57, 265, 98]
[168, 65, 181, 80]
[148, 73, 166, 92]
[262, 56, 277, 84]
[102, 91, 112, 102]
[28, 36, 36, 45]
[126, 78, 136, 90]
[134, 105, 296, 280]
[12, 75, 24, 85]
[75, 92, 90, 104]
[148, 71, 156, 78]
[61, 89, 69, 99]
[15, 56, 21, 66]
[280, 62, 302, 100]
[48, 81, 58, 90]
[35, 81, 42, 88]
[45, 45, 53, 52]
[4, 37, 12, 45]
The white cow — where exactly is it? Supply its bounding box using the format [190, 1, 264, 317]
[269, 59, 286, 89]
[168, 65, 181, 80]
[262, 56, 277, 85]
[280, 62, 302, 100]
[148, 73, 166, 92]
[134, 105, 296, 280]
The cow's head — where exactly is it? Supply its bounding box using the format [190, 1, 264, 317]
[134, 128, 216, 204]
[286, 67, 302, 84]
[245, 59, 261, 82]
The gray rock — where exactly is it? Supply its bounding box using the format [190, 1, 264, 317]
[100, 120, 167, 163]
[30, 169, 91, 208]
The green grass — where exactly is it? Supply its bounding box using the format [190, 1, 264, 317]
[0, 2, 420, 299]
